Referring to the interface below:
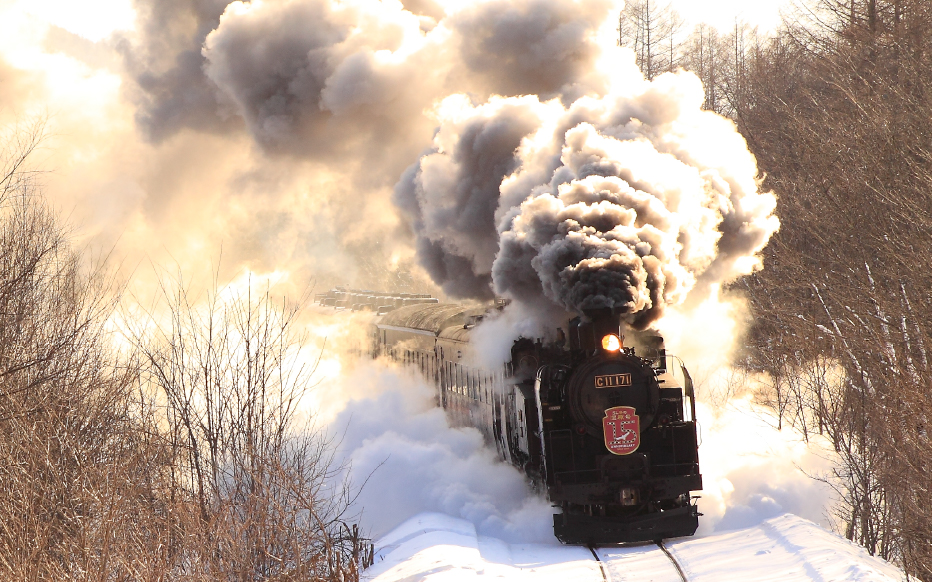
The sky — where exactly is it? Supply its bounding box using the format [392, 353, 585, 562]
[674, 0, 789, 32]
[17, 0, 791, 44]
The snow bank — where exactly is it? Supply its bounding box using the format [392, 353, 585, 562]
[365, 512, 906, 582]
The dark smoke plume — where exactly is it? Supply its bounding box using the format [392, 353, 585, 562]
[393, 97, 547, 299]
[114, 0, 775, 323]
[122, 0, 615, 160]
[120, 0, 236, 141]
[402, 72, 778, 326]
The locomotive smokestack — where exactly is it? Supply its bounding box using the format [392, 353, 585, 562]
[584, 307, 622, 344]
[569, 307, 623, 351]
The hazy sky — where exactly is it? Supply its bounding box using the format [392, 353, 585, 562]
[673, 0, 790, 32]
[18, 0, 792, 43]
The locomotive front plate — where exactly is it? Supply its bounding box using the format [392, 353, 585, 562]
[568, 354, 661, 436]
[594, 373, 632, 388]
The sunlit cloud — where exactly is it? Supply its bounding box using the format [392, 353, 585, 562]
[18, 0, 136, 42]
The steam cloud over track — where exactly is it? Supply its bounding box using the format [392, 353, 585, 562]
[399, 71, 779, 326]
[106, 0, 781, 315]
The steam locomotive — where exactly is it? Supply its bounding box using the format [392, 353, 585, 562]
[318, 289, 702, 544]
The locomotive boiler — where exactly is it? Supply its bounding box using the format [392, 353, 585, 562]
[322, 290, 702, 544]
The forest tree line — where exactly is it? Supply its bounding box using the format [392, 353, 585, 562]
[620, 0, 932, 578]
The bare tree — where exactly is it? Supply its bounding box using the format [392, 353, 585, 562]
[0, 121, 172, 581]
[734, 1, 932, 577]
[619, 0, 686, 79]
[0, 121, 372, 582]
[681, 24, 725, 111]
[130, 273, 369, 581]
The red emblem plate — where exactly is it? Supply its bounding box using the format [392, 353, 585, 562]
[603, 406, 640, 455]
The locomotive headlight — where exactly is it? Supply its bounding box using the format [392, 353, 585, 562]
[601, 334, 622, 351]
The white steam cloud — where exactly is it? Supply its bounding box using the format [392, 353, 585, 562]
[399, 69, 779, 326]
[329, 363, 555, 543]
[327, 359, 836, 542]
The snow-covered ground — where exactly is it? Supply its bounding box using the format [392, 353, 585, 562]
[364, 512, 906, 582]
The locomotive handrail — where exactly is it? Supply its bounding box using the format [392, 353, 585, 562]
[533, 366, 548, 487]
[656, 353, 697, 423]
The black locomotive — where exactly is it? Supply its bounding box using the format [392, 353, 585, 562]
[319, 289, 702, 544]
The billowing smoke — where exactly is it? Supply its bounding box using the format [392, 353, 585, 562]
[96, 0, 625, 292]
[401, 61, 778, 326]
[393, 96, 553, 298]
[122, 0, 236, 141]
[125, 0, 617, 166]
[200, 0, 434, 160]
[9, 0, 777, 312]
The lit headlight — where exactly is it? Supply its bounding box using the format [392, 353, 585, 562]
[601, 334, 622, 351]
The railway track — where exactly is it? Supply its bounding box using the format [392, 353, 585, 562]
[657, 541, 689, 582]
[589, 541, 689, 582]
[587, 545, 610, 581]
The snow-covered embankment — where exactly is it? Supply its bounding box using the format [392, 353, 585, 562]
[364, 512, 905, 582]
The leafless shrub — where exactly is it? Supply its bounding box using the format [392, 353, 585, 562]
[128, 273, 367, 581]
[0, 121, 169, 580]
[0, 122, 370, 582]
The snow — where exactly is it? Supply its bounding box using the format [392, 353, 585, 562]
[365, 513, 906, 582]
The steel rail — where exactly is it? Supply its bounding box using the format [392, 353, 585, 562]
[657, 541, 688, 582]
[587, 545, 610, 582]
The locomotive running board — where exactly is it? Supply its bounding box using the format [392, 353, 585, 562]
[553, 505, 699, 545]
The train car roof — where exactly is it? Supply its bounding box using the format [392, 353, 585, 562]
[377, 304, 468, 334]
[437, 325, 471, 342]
